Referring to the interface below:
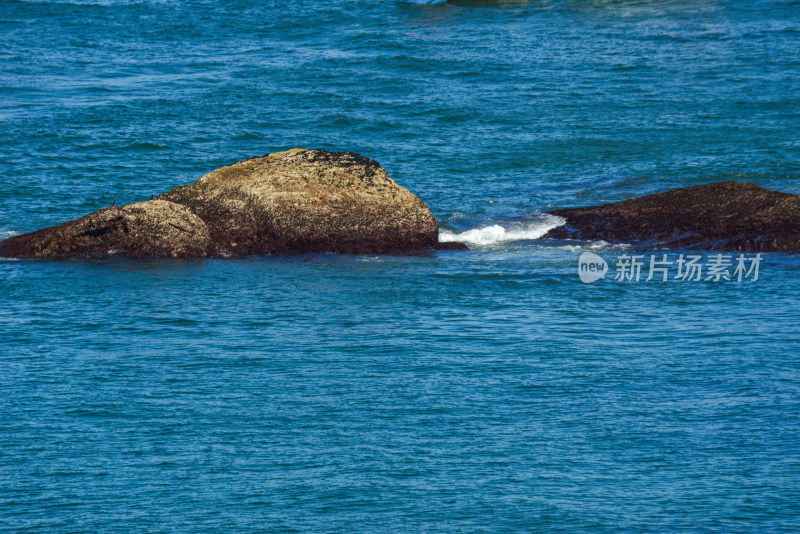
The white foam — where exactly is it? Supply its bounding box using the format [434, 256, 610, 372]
[0, 228, 19, 241]
[559, 240, 632, 252]
[439, 214, 565, 246]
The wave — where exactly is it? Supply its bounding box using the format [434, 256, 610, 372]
[439, 213, 565, 246]
[124, 141, 169, 151]
[0, 228, 19, 241]
[558, 241, 631, 252]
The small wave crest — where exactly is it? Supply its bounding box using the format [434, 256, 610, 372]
[0, 228, 19, 241]
[439, 214, 565, 246]
[124, 141, 169, 151]
[559, 241, 631, 252]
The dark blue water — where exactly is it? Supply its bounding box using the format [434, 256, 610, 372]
[2, 0, 800, 531]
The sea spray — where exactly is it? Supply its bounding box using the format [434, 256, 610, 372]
[439, 213, 565, 246]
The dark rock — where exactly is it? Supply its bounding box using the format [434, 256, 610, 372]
[0, 200, 211, 258]
[545, 181, 800, 252]
[433, 241, 470, 251]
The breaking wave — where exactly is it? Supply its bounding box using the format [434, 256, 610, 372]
[439, 214, 565, 246]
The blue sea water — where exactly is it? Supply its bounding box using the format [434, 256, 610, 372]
[2, 0, 800, 531]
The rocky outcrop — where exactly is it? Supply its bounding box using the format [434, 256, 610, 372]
[0, 200, 211, 258]
[0, 149, 450, 259]
[11, 155, 793, 258]
[159, 149, 438, 255]
[545, 181, 800, 252]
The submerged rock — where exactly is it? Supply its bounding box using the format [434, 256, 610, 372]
[545, 181, 800, 252]
[0, 200, 211, 258]
[0, 149, 444, 258]
[432, 241, 470, 251]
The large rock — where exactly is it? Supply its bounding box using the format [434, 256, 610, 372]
[159, 148, 438, 255]
[545, 181, 800, 252]
[0, 200, 211, 258]
[0, 149, 444, 258]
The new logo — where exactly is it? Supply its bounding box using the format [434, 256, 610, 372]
[578, 252, 608, 284]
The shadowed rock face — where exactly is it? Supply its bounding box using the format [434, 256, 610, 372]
[0, 200, 211, 258]
[545, 181, 800, 252]
[0, 149, 445, 258]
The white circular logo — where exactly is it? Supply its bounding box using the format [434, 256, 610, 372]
[578, 252, 608, 284]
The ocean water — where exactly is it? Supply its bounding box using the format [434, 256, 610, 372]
[2, 0, 800, 531]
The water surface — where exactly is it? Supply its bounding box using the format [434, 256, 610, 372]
[1, 0, 799, 531]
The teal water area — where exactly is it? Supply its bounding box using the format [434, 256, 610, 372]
[1, 0, 799, 531]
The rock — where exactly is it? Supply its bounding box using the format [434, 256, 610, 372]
[545, 181, 800, 252]
[0, 200, 211, 258]
[433, 241, 470, 251]
[159, 148, 438, 255]
[0, 149, 440, 258]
